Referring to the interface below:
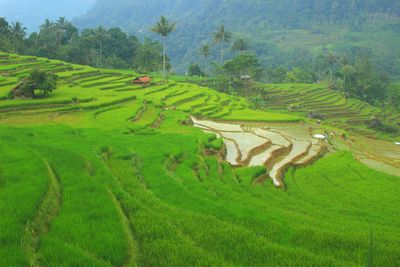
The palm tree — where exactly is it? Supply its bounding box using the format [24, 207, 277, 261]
[56, 17, 67, 29]
[232, 38, 248, 53]
[10, 22, 26, 53]
[151, 16, 176, 82]
[199, 43, 210, 77]
[39, 19, 56, 56]
[341, 64, 354, 94]
[213, 25, 231, 65]
[340, 56, 352, 92]
[54, 17, 78, 45]
[326, 51, 337, 85]
[55, 17, 67, 46]
[93, 26, 108, 68]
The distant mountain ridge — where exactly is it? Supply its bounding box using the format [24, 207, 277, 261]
[78, 0, 400, 30]
[75, 0, 400, 75]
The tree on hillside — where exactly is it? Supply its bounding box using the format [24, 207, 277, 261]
[326, 50, 338, 85]
[188, 64, 204, 77]
[133, 38, 163, 74]
[38, 19, 59, 57]
[55, 17, 78, 45]
[151, 16, 176, 82]
[213, 25, 231, 65]
[340, 64, 355, 93]
[353, 55, 389, 103]
[223, 54, 262, 79]
[223, 54, 262, 95]
[0, 18, 12, 51]
[232, 38, 249, 53]
[285, 67, 316, 83]
[13, 70, 57, 98]
[313, 54, 327, 82]
[92, 26, 108, 68]
[387, 83, 400, 111]
[0, 18, 9, 35]
[10, 21, 26, 53]
[199, 43, 210, 77]
[271, 66, 288, 83]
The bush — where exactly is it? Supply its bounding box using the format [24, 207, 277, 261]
[188, 64, 205, 77]
[16, 70, 58, 98]
[203, 134, 224, 151]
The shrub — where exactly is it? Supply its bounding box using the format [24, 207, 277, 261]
[188, 64, 204, 77]
[14, 70, 58, 98]
[203, 134, 224, 151]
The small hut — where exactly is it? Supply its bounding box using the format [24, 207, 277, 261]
[132, 76, 151, 85]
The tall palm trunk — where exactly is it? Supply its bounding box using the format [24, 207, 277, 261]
[343, 73, 346, 92]
[204, 57, 207, 77]
[220, 36, 224, 65]
[163, 37, 167, 82]
[204, 56, 207, 85]
[13, 38, 17, 53]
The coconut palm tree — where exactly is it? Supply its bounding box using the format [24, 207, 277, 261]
[232, 38, 249, 53]
[93, 26, 108, 68]
[199, 43, 210, 77]
[213, 25, 231, 65]
[151, 16, 176, 82]
[326, 50, 337, 85]
[10, 22, 26, 53]
[54, 17, 67, 46]
[39, 19, 57, 56]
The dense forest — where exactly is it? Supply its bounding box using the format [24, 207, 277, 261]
[76, 0, 400, 77]
[0, 17, 163, 71]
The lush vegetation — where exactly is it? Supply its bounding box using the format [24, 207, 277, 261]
[11, 70, 58, 98]
[186, 34, 399, 134]
[1, 13, 398, 123]
[0, 2, 399, 266]
[0, 53, 399, 266]
[76, 0, 400, 78]
[0, 17, 162, 71]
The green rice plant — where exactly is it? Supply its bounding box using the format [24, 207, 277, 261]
[0, 53, 399, 267]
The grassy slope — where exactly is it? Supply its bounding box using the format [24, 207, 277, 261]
[0, 53, 399, 266]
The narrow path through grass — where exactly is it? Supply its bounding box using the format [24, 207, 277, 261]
[22, 158, 62, 267]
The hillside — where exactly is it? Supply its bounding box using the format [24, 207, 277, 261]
[0, 53, 399, 266]
[76, 0, 400, 75]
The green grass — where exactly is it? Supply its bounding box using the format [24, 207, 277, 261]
[0, 53, 399, 266]
[1, 122, 399, 266]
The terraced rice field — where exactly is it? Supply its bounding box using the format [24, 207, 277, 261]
[192, 117, 327, 187]
[1, 53, 400, 266]
[0, 53, 300, 124]
[262, 83, 396, 136]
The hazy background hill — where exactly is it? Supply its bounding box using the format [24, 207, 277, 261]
[76, 0, 400, 76]
[0, 0, 95, 31]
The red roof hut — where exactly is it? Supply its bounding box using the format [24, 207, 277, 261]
[132, 76, 151, 84]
